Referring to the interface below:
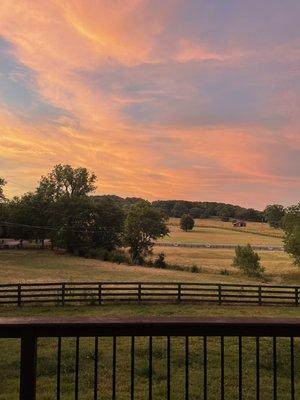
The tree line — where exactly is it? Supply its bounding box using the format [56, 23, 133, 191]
[1, 166, 300, 269]
[0, 165, 168, 265]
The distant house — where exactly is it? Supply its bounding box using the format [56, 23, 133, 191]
[233, 220, 247, 227]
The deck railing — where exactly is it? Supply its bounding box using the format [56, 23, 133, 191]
[0, 317, 299, 399]
[0, 281, 299, 307]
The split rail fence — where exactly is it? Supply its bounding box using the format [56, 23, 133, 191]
[0, 282, 299, 307]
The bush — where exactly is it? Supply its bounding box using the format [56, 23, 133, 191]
[153, 252, 167, 268]
[220, 268, 230, 276]
[190, 264, 200, 273]
[180, 214, 195, 231]
[233, 244, 264, 277]
[109, 249, 130, 264]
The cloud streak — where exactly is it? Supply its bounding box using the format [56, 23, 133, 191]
[0, 0, 299, 208]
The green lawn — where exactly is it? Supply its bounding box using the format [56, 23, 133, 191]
[0, 249, 300, 399]
[0, 304, 300, 400]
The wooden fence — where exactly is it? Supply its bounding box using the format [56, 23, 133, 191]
[0, 281, 299, 306]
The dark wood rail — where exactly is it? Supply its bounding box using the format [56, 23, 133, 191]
[0, 281, 299, 307]
[0, 317, 299, 400]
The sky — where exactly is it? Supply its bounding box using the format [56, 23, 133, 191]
[0, 1, 299, 209]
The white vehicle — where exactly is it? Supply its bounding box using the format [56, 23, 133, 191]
[0, 239, 22, 249]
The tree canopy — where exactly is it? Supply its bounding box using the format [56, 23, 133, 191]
[282, 204, 300, 265]
[264, 204, 285, 228]
[123, 201, 169, 264]
[180, 214, 195, 231]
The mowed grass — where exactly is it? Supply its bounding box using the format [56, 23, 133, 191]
[168, 218, 284, 238]
[161, 225, 283, 246]
[154, 247, 300, 284]
[0, 251, 300, 398]
[1, 304, 300, 400]
[0, 250, 260, 284]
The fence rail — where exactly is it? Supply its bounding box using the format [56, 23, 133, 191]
[0, 281, 299, 307]
[0, 317, 299, 399]
[156, 242, 284, 251]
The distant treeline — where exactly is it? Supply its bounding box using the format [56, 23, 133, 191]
[93, 196, 263, 222]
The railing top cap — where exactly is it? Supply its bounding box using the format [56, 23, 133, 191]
[1, 316, 300, 326]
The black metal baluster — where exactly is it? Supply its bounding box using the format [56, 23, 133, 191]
[238, 336, 242, 400]
[149, 336, 153, 400]
[94, 337, 98, 400]
[112, 336, 116, 400]
[273, 337, 277, 400]
[185, 336, 189, 400]
[167, 336, 171, 400]
[203, 336, 207, 400]
[221, 336, 224, 400]
[57, 337, 61, 400]
[131, 337, 135, 400]
[75, 337, 80, 400]
[256, 337, 260, 400]
[290, 337, 295, 400]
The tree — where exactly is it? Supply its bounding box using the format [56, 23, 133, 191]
[171, 202, 189, 218]
[233, 244, 264, 277]
[89, 197, 125, 251]
[123, 201, 169, 264]
[0, 178, 6, 202]
[5, 192, 50, 244]
[36, 165, 97, 252]
[180, 214, 195, 231]
[282, 204, 300, 265]
[37, 164, 97, 201]
[264, 204, 285, 228]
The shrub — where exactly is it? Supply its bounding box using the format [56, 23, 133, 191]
[233, 244, 264, 277]
[180, 214, 195, 231]
[153, 252, 167, 268]
[109, 249, 130, 264]
[190, 264, 200, 273]
[220, 268, 230, 276]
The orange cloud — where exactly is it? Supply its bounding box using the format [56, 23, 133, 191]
[0, 0, 299, 208]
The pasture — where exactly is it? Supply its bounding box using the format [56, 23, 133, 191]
[0, 249, 300, 399]
[161, 219, 284, 246]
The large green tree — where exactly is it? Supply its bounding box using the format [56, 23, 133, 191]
[282, 204, 300, 265]
[264, 204, 285, 228]
[123, 201, 169, 264]
[36, 165, 97, 252]
[180, 214, 195, 231]
[37, 164, 97, 201]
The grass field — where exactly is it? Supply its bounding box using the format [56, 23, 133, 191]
[1, 304, 300, 400]
[162, 219, 284, 245]
[0, 249, 300, 399]
[0, 250, 259, 284]
[152, 218, 297, 284]
[168, 218, 284, 238]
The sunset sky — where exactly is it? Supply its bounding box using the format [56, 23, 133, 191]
[0, 1, 299, 209]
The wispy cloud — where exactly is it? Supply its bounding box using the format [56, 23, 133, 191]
[0, 0, 299, 208]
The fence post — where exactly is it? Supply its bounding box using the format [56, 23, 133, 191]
[177, 283, 181, 303]
[61, 283, 65, 306]
[295, 287, 299, 306]
[218, 285, 222, 305]
[138, 283, 142, 305]
[17, 284, 22, 307]
[20, 333, 37, 400]
[258, 286, 262, 306]
[98, 283, 102, 306]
